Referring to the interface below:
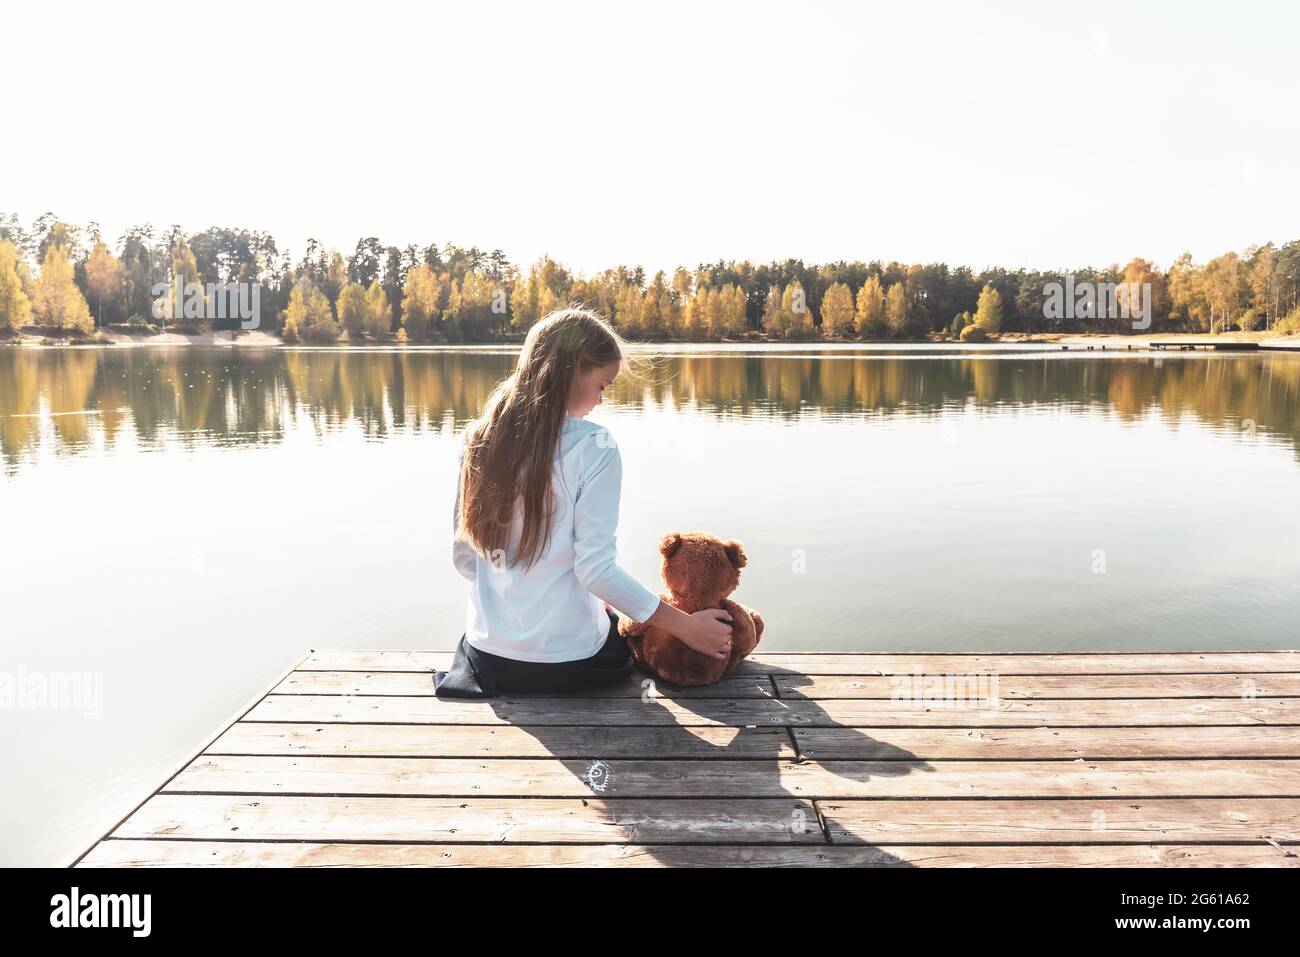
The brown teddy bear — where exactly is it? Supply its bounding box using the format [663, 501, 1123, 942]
[618, 531, 764, 686]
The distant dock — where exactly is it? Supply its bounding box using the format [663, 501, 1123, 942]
[1149, 341, 1261, 351]
[1054, 339, 1300, 352]
[75, 649, 1300, 867]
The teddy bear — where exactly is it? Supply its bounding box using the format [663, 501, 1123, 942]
[618, 531, 764, 686]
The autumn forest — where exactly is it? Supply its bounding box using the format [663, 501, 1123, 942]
[2, 212, 1299, 344]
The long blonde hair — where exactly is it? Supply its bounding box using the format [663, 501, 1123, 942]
[457, 307, 639, 570]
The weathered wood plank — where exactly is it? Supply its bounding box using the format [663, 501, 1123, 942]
[111, 795, 823, 844]
[163, 755, 1300, 799]
[821, 798, 1300, 844]
[274, 670, 773, 698]
[208, 722, 1300, 761]
[793, 725, 1300, 760]
[246, 693, 1299, 727]
[77, 840, 1300, 868]
[777, 674, 1300, 699]
[302, 649, 1300, 675]
[207, 722, 796, 758]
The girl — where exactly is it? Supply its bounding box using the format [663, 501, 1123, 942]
[433, 308, 734, 698]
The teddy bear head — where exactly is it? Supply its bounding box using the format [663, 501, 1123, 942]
[658, 531, 748, 606]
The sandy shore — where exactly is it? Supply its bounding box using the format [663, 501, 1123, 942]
[103, 329, 285, 347]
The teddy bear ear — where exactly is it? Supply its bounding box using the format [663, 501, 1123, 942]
[723, 539, 747, 570]
[659, 532, 684, 559]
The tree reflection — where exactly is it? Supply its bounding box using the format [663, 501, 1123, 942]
[2, 349, 1298, 473]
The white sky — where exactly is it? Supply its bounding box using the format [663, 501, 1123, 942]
[6, 0, 1299, 275]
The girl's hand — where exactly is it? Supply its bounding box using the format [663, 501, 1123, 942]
[678, 608, 734, 660]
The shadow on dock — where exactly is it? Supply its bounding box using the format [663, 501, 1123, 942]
[487, 662, 930, 866]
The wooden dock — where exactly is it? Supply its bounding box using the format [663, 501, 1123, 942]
[75, 650, 1300, 867]
[1149, 340, 1260, 351]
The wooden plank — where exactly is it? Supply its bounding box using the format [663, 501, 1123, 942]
[274, 670, 773, 698]
[777, 674, 1300, 699]
[207, 722, 796, 758]
[245, 693, 1299, 727]
[821, 798, 1300, 844]
[78, 840, 1300, 868]
[110, 795, 824, 844]
[163, 755, 1300, 799]
[758, 652, 1300, 675]
[793, 726, 1300, 760]
[302, 649, 1300, 675]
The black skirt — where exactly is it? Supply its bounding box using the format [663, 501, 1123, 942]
[432, 609, 633, 698]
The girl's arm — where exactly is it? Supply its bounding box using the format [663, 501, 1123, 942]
[644, 600, 734, 661]
[574, 434, 733, 660]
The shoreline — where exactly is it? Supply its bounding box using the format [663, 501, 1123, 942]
[3, 329, 1299, 350]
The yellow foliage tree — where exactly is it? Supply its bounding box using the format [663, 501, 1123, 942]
[819, 282, 854, 338]
[401, 264, 443, 340]
[973, 284, 1002, 335]
[84, 239, 120, 328]
[760, 285, 782, 336]
[884, 282, 911, 337]
[717, 283, 748, 337]
[614, 282, 645, 335]
[34, 245, 93, 334]
[337, 283, 368, 338]
[281, 281, 336, 342]
[0, 239, 33, 332]
[364, 281, 391, 337]
[782, 281, 812, 336]
[854, 276, 885, 337]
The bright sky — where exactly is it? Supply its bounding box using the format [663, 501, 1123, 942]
[7, 0, 1299, 275]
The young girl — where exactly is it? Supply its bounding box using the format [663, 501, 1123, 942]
[433, 308, 734, 698]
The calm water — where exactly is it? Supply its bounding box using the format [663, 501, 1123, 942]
[3, 343, 1300, 865]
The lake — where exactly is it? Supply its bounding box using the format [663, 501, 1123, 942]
[2, 342, 1299, 865]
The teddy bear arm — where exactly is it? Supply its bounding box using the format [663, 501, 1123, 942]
[719, 598, 762, 672]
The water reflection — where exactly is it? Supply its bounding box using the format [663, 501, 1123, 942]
[2, 348, 1298, 471]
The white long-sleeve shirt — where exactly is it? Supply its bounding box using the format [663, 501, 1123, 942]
[451, 413, 663, 662]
